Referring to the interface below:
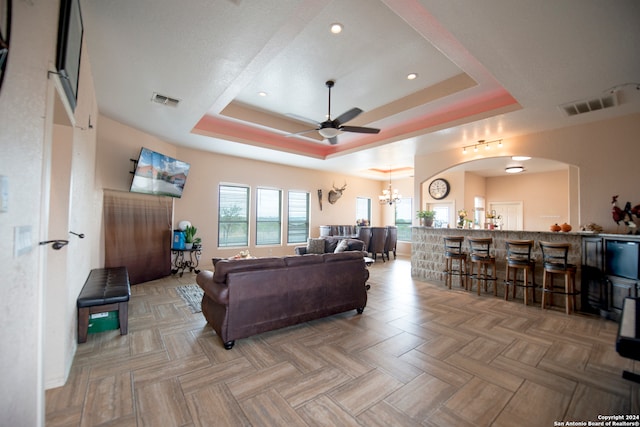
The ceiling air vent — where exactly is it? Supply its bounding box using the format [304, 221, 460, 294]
[559, 92, 618, 117]
[151, 92, 180, 107]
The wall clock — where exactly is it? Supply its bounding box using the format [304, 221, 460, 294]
[428, 178, 450, 200]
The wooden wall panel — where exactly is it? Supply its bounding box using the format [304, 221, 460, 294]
[104, 190, 172, 284]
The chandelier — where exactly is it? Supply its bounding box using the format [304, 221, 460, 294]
[379, 169, 401, 205]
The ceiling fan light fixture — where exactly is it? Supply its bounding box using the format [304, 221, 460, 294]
[318, 127, 340, 139]
[505, 166, 524, 174]
[287, 80, 380, 144]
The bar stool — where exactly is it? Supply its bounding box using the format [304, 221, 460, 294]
[467, 237, 497, 296]
[504, 240, 536, 305]
[539, 241, 578, 314]
[443, 236, 467, 289]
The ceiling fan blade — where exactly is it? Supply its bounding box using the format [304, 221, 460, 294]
[285, 113, 320, 126]
[286, 128, 320, 137]
[328, 136, 338, 145]
[340, 125, 380, 134]
[334, 107, 363, 125]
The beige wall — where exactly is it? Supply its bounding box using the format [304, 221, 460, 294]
[415, 113, 640, 234]
[95, 117, 411, 266]
[420, 168, 569, 231]
[485, 170, 568, 231]
[0, 0, 99, 424]
[0, 2, 57, 425]
[463, 172, 486, 219]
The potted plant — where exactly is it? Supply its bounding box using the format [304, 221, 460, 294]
[417, 210, 436, 227]
[192, 237, 202, 249]
[184, 225, 197, 249]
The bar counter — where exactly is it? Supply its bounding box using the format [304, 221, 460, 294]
[411, 227, 584, 300]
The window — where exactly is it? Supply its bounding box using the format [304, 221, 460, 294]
[287, 191, 309, 244]
[256, 188, 282, 245]
[432, 204, 452, 228]
[218, 184, 249, 247]
[356, 197, 371, 225]
[395, 197, 413, 241]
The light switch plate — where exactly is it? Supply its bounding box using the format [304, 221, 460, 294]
[15, 226, 32, 257]
[0, 175, 8, 212]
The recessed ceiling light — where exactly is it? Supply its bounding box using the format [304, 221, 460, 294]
[505, 166, 525, 173]
[512, 156, 531, 161]
[407, 73, 418, 80]
[258, 91, 267, 97]
[330, 23, 343, 34]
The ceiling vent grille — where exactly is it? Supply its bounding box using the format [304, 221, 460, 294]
[151, 92, 180, 107]
[559, 92, 618, 117]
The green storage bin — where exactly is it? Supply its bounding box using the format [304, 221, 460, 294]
[88, 311, 120, 334]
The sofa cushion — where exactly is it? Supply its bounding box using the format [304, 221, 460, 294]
[334, 239, 349, 253]
[322, 251, 364, 263]
[307, 238, 325, 254]
[324, 237, 340, 253]
[213, 257, 286, 282]
[346, 239, 366, 252]
[283, 254, 324, 266]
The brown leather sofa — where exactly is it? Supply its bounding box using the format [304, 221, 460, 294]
[196, 251, 369, 349]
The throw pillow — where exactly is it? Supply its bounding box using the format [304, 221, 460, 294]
[334, 239, 349, 253]
[307, 238, 325, 254]
[325, 238, 339, 253]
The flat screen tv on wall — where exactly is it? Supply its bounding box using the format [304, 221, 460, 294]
[55, 0, 83, 112]
[130, 147, 191, 198]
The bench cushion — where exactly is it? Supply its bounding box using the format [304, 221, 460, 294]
[77, 267, 131, 308]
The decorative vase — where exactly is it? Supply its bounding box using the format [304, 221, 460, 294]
[185, 242, 193, 250]
[425, 218, 434, 227]
[550, 223, 561, 232]
[561, 223, 572, 232]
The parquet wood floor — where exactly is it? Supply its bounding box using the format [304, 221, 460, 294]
[46, 257, 640, 426]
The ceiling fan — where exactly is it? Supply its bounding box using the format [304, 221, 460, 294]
[289, 80, 380, 145]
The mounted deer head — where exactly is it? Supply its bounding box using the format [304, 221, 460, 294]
[328, 181, 347, 204]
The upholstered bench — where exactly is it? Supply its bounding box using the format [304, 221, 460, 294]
[77, 267, 131, 343]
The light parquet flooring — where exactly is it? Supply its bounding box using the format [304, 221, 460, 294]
[46, 258, 640, 426]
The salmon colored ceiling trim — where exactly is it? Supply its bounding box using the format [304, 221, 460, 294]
[193, 88, 520, 159]
[369, 166, 414, 174]
[220, 101, 324, 141]
[192, 115, 332, 158]
[328, 89, 520, 154]
[350, 73, 477, 127]
[192, 0, 522, 160]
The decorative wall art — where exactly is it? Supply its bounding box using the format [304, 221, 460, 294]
[327, 182, 347, 204]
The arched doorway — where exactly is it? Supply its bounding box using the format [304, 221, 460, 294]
[419, 156, 576, 231]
